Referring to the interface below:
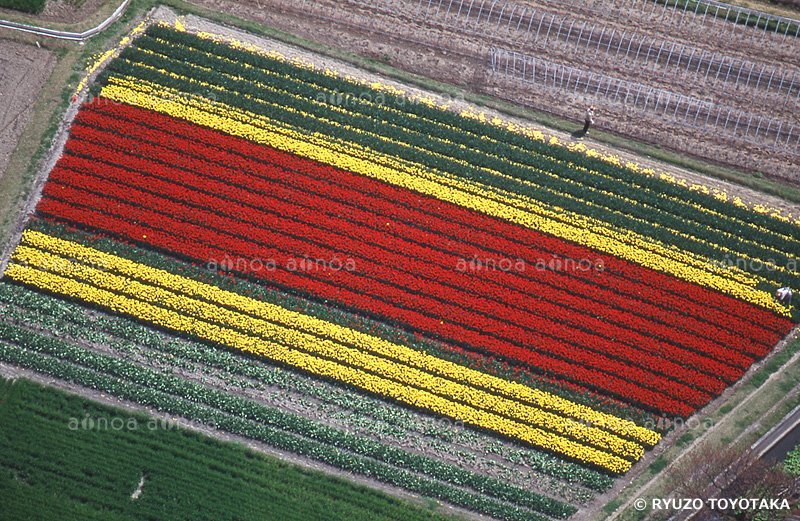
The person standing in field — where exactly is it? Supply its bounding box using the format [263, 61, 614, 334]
[777, 286, 793, 306]
[583, 106, 596, 135]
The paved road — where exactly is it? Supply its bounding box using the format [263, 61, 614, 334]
[752, 402, 800, 462]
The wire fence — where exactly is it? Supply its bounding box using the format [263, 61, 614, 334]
[562, 0, 800, 43]
[410, 0, 800, 45]
[490, 47, 800, 156]
[273, 0, 478, 56]
[401, 0, 800, 103]
[583, 31, 800, 106]
[269, 0, 800, 157]
[278, 0, 800, 91]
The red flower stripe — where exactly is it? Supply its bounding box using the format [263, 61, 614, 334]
[79, 100, 793, 343]
[45, 163, 720, 405]
[57, 136, 749, 385]
[57, 149, 746, 389]
[36, 192, 696, 416]
[44, 170, 723, 402]
[72, 105, 792, 358]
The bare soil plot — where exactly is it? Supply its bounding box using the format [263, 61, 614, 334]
[0, 38, 55, 183]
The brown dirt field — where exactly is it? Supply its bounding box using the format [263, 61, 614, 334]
[0, 38, 55, 183]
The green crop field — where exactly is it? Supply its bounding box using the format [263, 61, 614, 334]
[0, 376, 455, 521]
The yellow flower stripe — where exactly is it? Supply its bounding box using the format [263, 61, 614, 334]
[129, 44, 798, 266]
[98, 78, 787, 314]
[5, 251, 634, 473]
[74, 19, 149, 102]
[20, 229, 659, 447]
[171, 22, 800, 227]
[176, 25, 800, 226]
[15, 232, 652, 452]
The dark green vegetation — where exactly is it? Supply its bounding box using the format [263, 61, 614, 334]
[100, 25, 800, 305]
[0, 0, 46, 14]
[786, 445, 800, 475]
[0, 375, 469, 521]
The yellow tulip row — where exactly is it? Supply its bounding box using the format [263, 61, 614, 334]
[97, 78, 786, 315]
[6, 236, 636, 472]
[74, 19, 149, 102]
[165, 22, 800, 226]
[172, 56, 794, 276]
[22, 229, 659, 447]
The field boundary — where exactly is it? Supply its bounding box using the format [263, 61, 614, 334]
[1, 4, 800, 520]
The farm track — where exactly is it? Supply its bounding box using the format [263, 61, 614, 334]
[240, 0, 800, 182]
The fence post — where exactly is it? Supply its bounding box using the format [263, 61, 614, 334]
[490, 1, 507, 38]
[513, 6, 527, 36]
[462, 0, 477, 31]
[529, 11, 545, 44]
[543, 13, 556, 42]
[520, 8, 537, 42]
[663, 41, 677, 76]
[593, 26, 606, 61]
[774, 121, 783, 146]
[754, 116, 764, 141]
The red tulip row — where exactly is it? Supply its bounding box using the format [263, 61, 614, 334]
[56, 142, 744, 391]
[60, 124, 753, 379]
[37, 99, 793, 416]
[44, 162, 723, 404]
[37, 186, 699, 417]
[74, 100, 790, 350]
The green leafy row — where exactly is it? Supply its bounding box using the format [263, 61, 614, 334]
[110, 43, 794, 280]
[0, 314, 577, 520]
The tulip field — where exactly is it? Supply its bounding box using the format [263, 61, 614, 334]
[1, 20, 799, 520]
